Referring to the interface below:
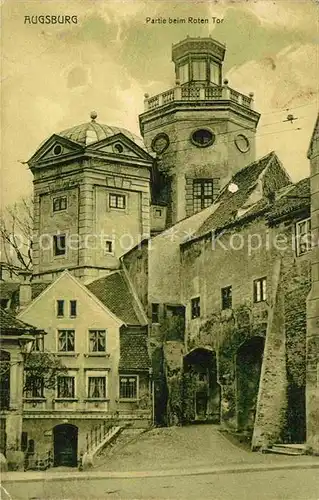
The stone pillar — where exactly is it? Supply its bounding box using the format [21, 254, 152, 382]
[306, 116, 319, 454]
[6, 351, 24, 452]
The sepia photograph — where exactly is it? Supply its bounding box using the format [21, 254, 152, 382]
[0, 0, 319, 498]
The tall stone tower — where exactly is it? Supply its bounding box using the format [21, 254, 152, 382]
[139, 37, 260, 226]
[306, 113, 319, 454]
[28, 114, 154, 283]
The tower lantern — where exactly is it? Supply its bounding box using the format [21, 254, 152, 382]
[172, 37, 226, 86]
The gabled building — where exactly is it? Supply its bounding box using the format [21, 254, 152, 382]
[17, 270, 151, 466]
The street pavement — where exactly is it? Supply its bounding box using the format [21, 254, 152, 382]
[2, 426, 319, 499]
[2, 468, 319, 499]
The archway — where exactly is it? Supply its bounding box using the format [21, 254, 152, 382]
[183, 347, 221, 423]
[0, 350, 10, 411]
[236, 336, 264, 431]
[53, 424, 78, 467]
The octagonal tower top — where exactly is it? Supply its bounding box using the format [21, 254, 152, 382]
[172, 36, 226, 86]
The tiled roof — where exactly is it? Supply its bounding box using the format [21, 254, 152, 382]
[86, 271, 143, 325]
[0, 306, 38, 334]
[119, 330, 150, 371]
[193, 152, 279, 239]
[266, 177, 310, 221]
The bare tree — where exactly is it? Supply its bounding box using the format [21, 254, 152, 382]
[0, 197, 33, 272]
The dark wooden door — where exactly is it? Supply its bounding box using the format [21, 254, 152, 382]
[53, 424, 78, 467]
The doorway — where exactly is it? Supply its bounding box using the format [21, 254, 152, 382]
[53, 424, 78, 467]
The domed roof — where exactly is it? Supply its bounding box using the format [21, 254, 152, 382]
[57, 113, 146, 150]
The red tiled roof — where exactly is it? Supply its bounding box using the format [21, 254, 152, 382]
[119, 330, 150, 371]
[86, 271, 143, 325]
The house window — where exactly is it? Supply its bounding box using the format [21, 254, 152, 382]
[70, 300, 77, 317]
[151, 303, 159, 323]
[193, 179, 219, 213]
[105, 240, 113, 254]
[253, 277, 267, 303]
[58, 330, 75, 352]
[25, 375, 44, 399]
[109, 193, 126, 209]
[89, 330, 106, 352]
[296, 218, 311, 255]
[53, 196, 67, 212]
[87, 376, 106, 399]
[192, 60, 206, 81]
[57, 376, 75, 399]
[53, 234, 66, 256]
[57, 300, 64, 317]
[221, 286, 232, 310]
[33, 335, 44, 352]
[119, 376, 138, 399]
[191, 297, 200, 319]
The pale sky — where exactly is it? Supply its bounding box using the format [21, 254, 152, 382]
[1, 0, 319, 206]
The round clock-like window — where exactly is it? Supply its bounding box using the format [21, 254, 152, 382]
[191, 128, 215, 148]
[235, 134, 250, 153]
[113, 143, 124, 154]
[53, 144, 62, 155]
[151, 133, 170, 154]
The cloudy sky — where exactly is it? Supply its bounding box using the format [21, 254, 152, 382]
[1, 0, 318, 206]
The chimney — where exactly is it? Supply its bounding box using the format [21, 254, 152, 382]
[19, 273, 32, 310]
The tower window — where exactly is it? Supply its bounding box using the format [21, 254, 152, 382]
[179, 62, 189, 84]
[192, 60, 206, 81]
[193, 179, 220, 213]
[113, 143, 124, 154]
[253, 277, 267, 303]
[105, 240, 114, 254]
[109, 193, 126, 209]
[296, 218, 311, 255]
[210, 61, 220, 84]
[53, 196, 67, 212]
[221, 286, 232, 310]
[191, 129, 215, 148]
[53, 234, 66, 256]
[191, 297, 200, 319]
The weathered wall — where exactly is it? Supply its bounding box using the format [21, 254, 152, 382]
[307, 121, 319, 454]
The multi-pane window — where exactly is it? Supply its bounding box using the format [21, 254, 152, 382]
[151, 303, 159, 324]
[25, 375, 44, 398]
[191, 297, 200, 319]
[70, 300, 77, 317]
[253, 277, 267, 303]
[210, 61, 220, 84]
[53, 234, 66, 256]
[192, 60, 206, 80]
[57, 376, 75, 399]
[57, 300, 64, 317]
[33, 335, 44, 352]
[87, 377, 106, 399]
[58, 330, 75, 352]
[89, 330, 106, 352]
[109, 193, 126, 209]
[221, 286, 232, 310]
[179, 62, 189, 84]
[193, 179, 220, 213]
[296, 218, 311, 255]
[53, 196, 67, 212]
[119, 376, 137, 399]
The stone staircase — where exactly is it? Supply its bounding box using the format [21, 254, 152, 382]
[94, 427, 147, 467]
[263, 443, 306, 456]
